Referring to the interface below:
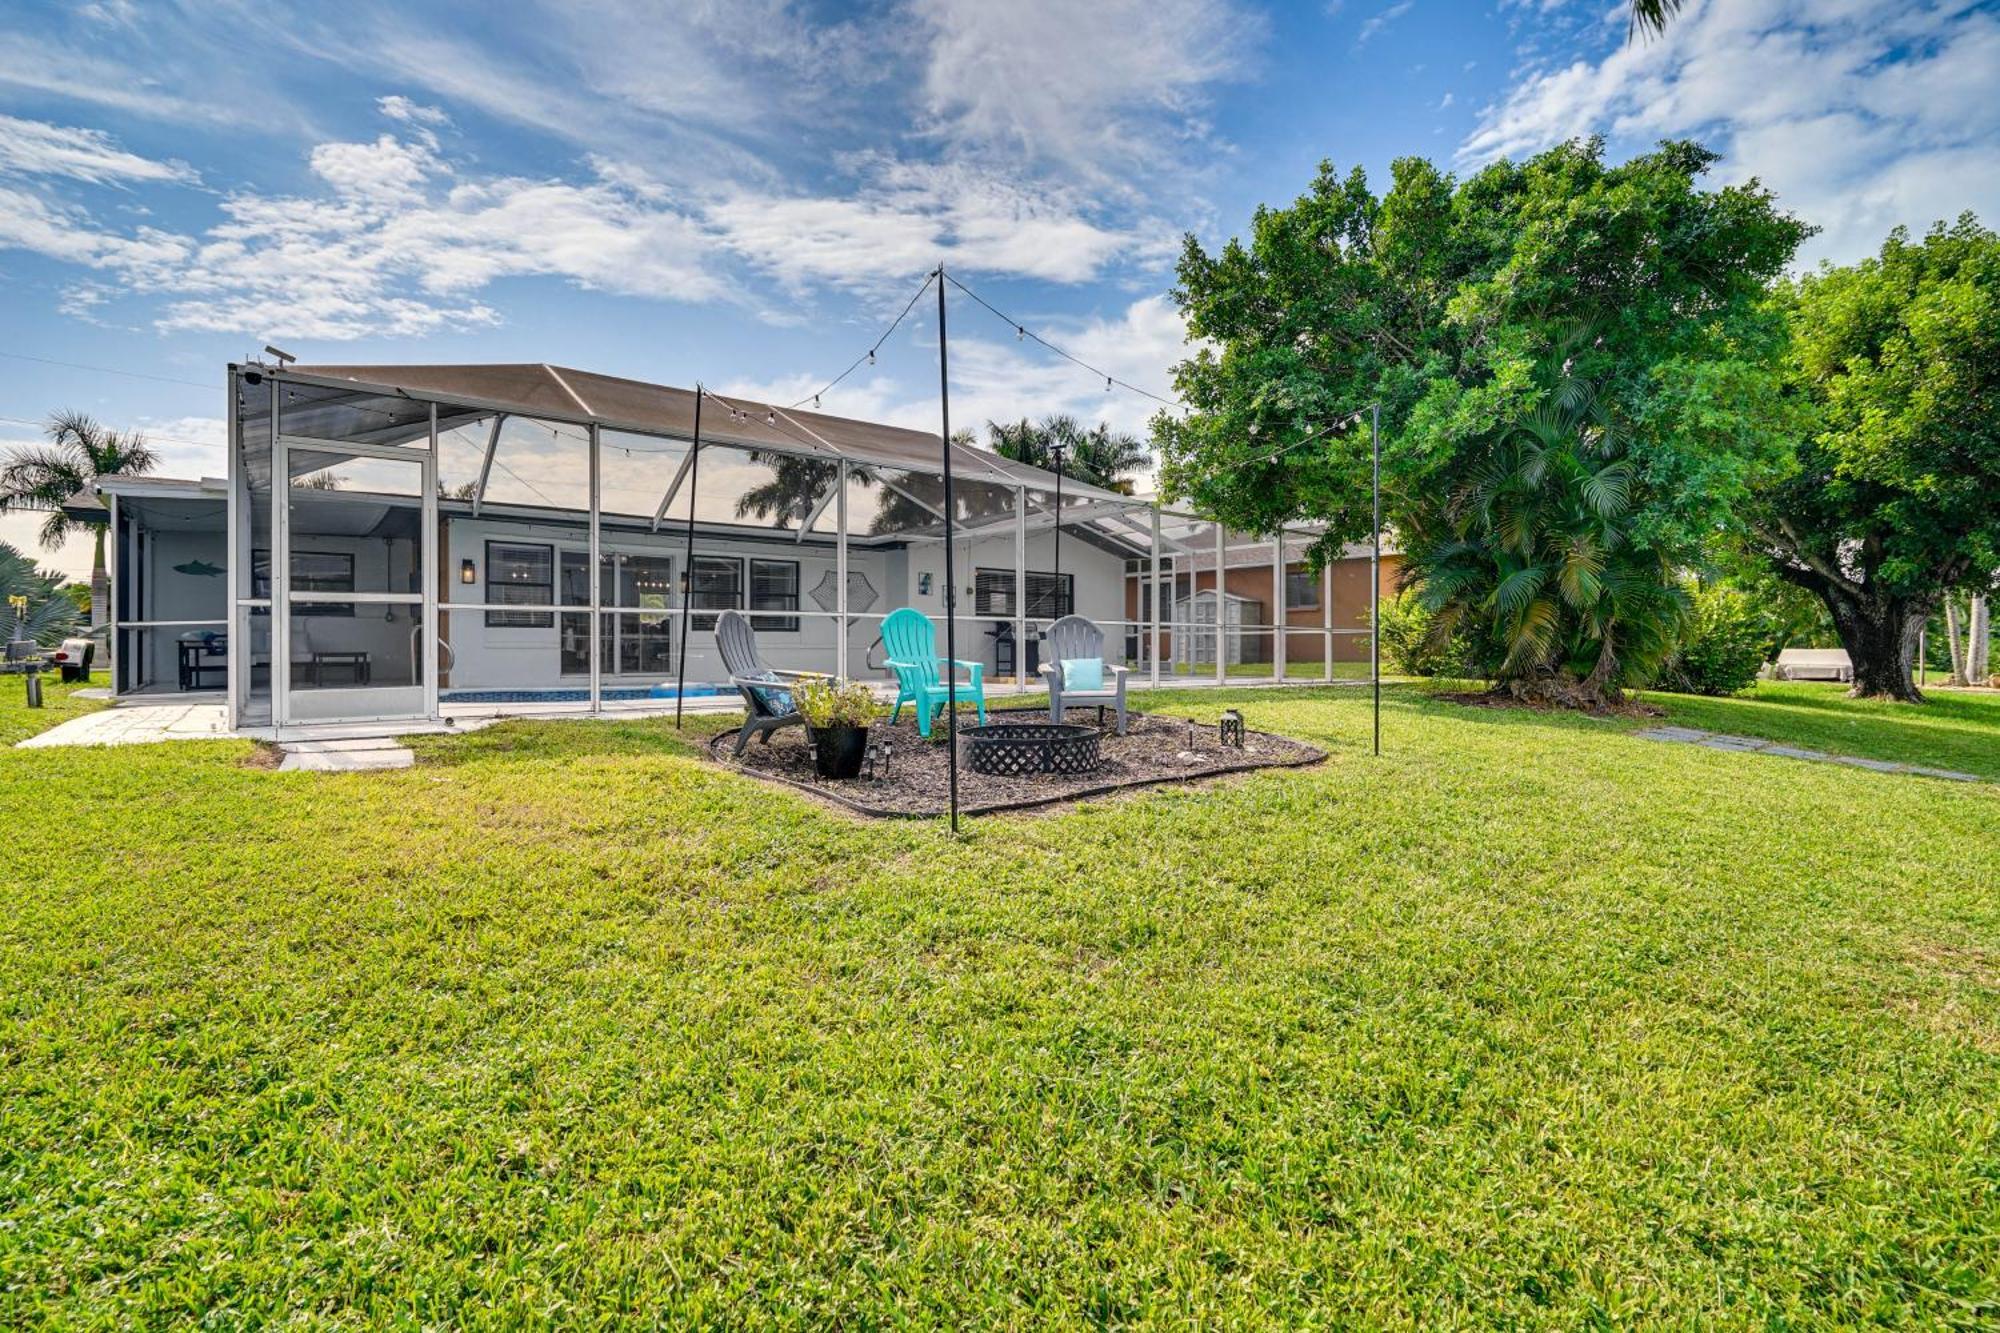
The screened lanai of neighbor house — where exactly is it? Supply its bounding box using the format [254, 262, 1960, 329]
[94, 361, 1391, 734]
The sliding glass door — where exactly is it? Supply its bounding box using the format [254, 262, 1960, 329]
[559, 551, 675, 677]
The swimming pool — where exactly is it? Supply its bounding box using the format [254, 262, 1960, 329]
[439, 685, 734, 704]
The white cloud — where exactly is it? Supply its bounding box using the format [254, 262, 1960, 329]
[1460, 0, 2000, 263]
[709, 158, 1172, 289]
[377, 95, 450, 128]
[308, 134, 443, 201]
[1357, 0, 1415, 45]
[724, 294, 1190, 459]
[912, 0, 1255, 187]
[0, 114, 196, 185]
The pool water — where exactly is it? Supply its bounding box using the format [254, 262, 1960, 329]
[439, 685, 733, 704]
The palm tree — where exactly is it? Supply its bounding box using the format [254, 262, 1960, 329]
[735, 454, 843, 528]
[1, 412, 157, 640]
[1, 541, 81, 648]
[986, 415, 1149, 493]
[1408, 331, 1687, 710]
[1629, 0, 1684, 39]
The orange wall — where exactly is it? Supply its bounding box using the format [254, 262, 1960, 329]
[1124, 553, 1401, 663]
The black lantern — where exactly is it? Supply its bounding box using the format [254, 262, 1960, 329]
[1219, 708, 1245, 748]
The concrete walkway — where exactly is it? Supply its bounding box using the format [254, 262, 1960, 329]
[1633, 725, 1982, 782]
[277, 737, 414, 772]
[17, 702, 231, 748]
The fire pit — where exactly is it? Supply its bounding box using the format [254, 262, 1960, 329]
[962, 720, 1101, 777]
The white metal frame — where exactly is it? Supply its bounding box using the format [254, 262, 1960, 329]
[212, 364, 1379, 734]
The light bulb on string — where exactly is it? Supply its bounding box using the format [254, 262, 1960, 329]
[866, 349, 876, 366]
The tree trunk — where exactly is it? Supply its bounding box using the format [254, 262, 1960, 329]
[1943, 595, 1967, 684]
[1971, 594, 1991, 683]
[90, 523, 111, 673]
[1823, 588, 1926, 702]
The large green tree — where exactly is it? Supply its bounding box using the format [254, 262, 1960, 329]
[1745, 215, 2000, 701]
[1155, 138, 1806, 707]
[1, 411, 158, 639]
[1410, 329, 1688, 704]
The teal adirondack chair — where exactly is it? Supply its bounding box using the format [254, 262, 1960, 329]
[882, 607, 986, 737]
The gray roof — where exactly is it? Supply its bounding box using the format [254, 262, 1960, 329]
[266, 362, 1132, 502]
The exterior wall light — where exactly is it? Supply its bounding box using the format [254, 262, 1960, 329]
[460, 558, 476, 585]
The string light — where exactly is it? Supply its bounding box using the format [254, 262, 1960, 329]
[788, 270, 935, 410]
[938, 271, 1183, 411]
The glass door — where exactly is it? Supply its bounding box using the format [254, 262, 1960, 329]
[276, 444, 432, 724]
[560, 551, 675, 677]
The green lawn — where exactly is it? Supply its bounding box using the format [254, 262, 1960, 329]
[3, 678, 1997, 1325]
[0, 670, 108, 746]
[1633, 679, 2000, 782]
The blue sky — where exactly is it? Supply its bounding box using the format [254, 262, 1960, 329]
[3, 0, 1995, 576]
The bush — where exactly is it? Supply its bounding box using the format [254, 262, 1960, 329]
[1377, 590, 1484, 679]
[1657, 585, 1767, 696]
[793, 677, 877, 728]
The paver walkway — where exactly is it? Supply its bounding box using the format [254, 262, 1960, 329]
[277, 738, 415, 772]
[1633, 725, 1981, 782]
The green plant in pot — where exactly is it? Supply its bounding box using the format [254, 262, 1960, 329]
[794, 677, 878, 780]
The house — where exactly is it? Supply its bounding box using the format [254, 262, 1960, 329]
[93, 361, 1391, 734]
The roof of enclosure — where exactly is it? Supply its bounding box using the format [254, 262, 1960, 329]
[278, 362, 1133, 502]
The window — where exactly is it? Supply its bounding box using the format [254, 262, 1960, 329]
[749, 559, 800, 632]
[485, 541, 554, 627]
[1285, 567, 1321, 611]
[689, 555, 742, 631]
[252, 549, 354, 617]
[975, 568, 1072, 619]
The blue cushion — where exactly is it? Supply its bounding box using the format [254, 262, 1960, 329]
[1061, 658, 1104, 691]
[742, 672, 794, 716]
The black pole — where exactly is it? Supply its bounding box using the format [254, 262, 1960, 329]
[937, 265, 961, 833]
[674, 385, 703, 729]
[1371, 401, 1381, 757]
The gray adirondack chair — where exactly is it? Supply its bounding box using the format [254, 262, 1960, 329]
[715, 609, 823, 756]
[1039, 614, 1129, 734]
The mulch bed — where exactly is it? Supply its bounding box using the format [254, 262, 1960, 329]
[705, 707, 1327, 818]
[1433, 688, 1663, 719]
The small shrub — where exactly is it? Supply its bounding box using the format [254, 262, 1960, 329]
[793, 677, 877, 728]
[1658, 586, 1767, 696]
[1378, 590, 1484, 679]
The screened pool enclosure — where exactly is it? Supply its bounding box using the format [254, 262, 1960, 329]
[99, 361, 1385, 733]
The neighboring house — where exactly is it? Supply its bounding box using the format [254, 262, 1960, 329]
[93, 361, 1387, 733]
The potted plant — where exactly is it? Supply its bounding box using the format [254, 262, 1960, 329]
[795, 677, 877, 779]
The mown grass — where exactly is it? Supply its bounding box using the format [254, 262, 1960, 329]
[1635, 680, 2000, 781]
[0, 670, 108, 746]
[2, 678, 1996, 1326]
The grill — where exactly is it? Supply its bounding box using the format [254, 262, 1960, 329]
[963, 721, 1101, 778]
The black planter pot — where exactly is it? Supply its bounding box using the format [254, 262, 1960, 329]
[809, 724, 870, 780]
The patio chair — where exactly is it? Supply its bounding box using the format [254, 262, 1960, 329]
[1039, 614, 1130, 735]
[882, 607, 986, 738]
[714, 609, 823, 756]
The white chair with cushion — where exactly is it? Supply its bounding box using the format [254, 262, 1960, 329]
[1039, 614, 1129, 734]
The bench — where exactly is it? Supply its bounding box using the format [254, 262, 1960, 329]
[1773, 648, 1852, 682]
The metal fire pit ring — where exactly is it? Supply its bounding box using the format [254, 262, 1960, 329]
[963, 721, 1101, 778]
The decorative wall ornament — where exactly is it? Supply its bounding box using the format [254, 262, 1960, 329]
[809, 569, 878, 614]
